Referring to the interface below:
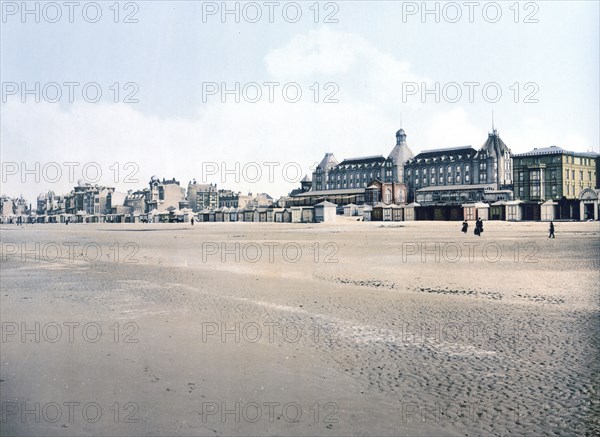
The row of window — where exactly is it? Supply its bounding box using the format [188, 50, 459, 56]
[316, 161, 390, 173]
[415, 174, 472, 185]
[566, 170, 594, 180]
[517, 155, 596, 166]
[518, 181, 592, 198]
[565, 183, 590, 195]
[325, 182, 369, 190]
[565, 156, 594, 166]
[408, 164, 471, 177]
[328, 171, 383, 182]
[517, 169, 596, 182]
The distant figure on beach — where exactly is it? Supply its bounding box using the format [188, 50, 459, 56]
[549, 221, 555, 238]
[474, 217, 484, 236]
[65, 219, 69, 225]
[191, 217, 194, 226]
[461, 220, 468, 234]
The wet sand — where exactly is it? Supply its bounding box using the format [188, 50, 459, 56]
[1, 219, 599, 436]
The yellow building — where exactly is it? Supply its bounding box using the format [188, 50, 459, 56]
[513, 146, 598, 201]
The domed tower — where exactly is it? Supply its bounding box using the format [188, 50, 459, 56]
[387, 128, 414, 183]
[396, 128, 407, 146]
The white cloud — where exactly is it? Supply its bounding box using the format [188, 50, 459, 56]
[265, 27, 366, 77]
[265, 27, 427, 108]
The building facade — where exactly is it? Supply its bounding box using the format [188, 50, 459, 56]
[218, 189, 243, 208]
[147, 176, 186, 212]
[312, 129, 413, 191]
[291, 128, 413, 206]
[0, 196, 12, 216]
[63, 181, 115, 215]
[512, 146, 599, 201]
[187, 180, 218, 212]
[405, 129, 513, 205]
[37, 190, 66, 215]
[123, 190, 147, 215]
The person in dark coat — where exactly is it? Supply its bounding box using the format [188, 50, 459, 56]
[474, 217, 483, 236]
[549, 221, 555, 238]
[191, 217, 194, 226]
[461, 221, 468, 233]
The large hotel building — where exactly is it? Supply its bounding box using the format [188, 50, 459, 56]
[289, 126, 514, 207]
[289, 129, 414, 206]
[288, 124, 599, 220]
[405, 128, 513, 205]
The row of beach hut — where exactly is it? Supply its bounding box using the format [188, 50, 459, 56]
[362, 199, 562, 222]
[15, 198, 583, 226]
[196, 201, 337, 223]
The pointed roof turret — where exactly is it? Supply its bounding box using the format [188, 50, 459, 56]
[477, 128, 510, 158]
[317, 153, 338, 170]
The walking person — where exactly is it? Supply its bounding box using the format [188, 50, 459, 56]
[461, 220, 468, 234]
[549, 221, 555, 238]
[191, 217, 194, 226]
[474, 217, 483, 236]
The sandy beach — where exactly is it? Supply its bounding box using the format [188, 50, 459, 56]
[1, 220, 599, 436]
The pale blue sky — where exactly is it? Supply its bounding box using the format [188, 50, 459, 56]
[1, 1, 599, 200]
